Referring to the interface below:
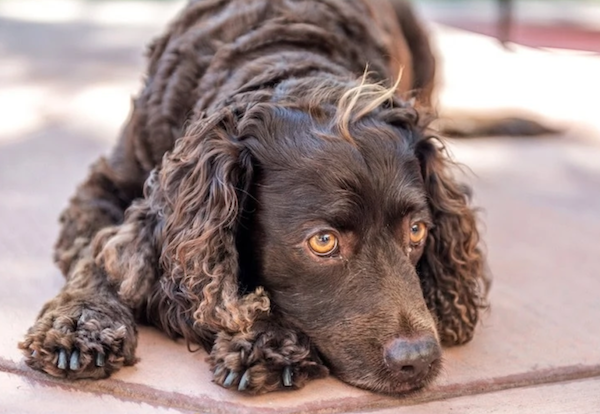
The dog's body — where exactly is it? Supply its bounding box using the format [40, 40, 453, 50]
[20, 0, 487, 394]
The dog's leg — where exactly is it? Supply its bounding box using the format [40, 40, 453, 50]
[19, 162, 144, 379]
[19, 100, 168, 379]
[209, 320, 329, 394]
[18, 252, 139, 379]
[53, 99, 160, 277]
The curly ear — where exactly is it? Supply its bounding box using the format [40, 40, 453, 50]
[415, 136, 489, 346]
[152, 109, 270, 335]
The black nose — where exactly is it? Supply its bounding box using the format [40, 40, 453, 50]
[383, 334, 441, 380]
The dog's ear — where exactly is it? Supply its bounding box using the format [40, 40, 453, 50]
[414, 135, 488, 346]
[97, 108, 269, 336]
[157, 108, 270, 334]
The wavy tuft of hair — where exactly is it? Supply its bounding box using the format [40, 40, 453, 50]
[334, 68, 403, 143]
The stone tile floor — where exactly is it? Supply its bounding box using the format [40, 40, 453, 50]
[1, 1, 599, 413]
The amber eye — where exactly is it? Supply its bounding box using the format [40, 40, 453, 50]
[409, 222, 427, 245]
[308, 232, 338, 256]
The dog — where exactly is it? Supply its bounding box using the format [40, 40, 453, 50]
[19, 0, 489, 394]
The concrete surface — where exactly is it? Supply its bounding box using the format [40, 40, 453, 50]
[1, 1, 599, 413]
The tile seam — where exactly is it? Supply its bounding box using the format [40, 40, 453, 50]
[1, 357, 599, 414]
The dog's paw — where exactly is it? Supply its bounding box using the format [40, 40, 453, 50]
[19, 298, 137, 379]
[209, 324, 328, 394]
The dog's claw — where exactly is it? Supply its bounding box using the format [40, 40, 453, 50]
[69, 349, 80, 370]
[238, 370, 250, 391]
[95, 352, 105, 367]
[283, 366, 293, 387]
[31, 350, 38, 358]
[223, 370, 238, 387]
[213, 365, 224, 377]
[57, 349, 68, 370]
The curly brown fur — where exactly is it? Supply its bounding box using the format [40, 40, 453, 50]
[415, 137, 488, 345]
[210, 319, 329, 393]
[20, 0, 487, 395]
[19, 251, 138, 379]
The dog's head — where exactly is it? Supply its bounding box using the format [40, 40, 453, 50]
[109, 77, 487, 393]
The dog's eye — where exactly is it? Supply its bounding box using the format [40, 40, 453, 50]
[409, 222, 427, 245]
[308, 232, 338, 256]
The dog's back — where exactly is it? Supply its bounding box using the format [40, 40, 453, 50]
[128, 0, 429, 167]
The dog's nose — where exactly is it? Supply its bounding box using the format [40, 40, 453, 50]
[383, 334, 441, 380]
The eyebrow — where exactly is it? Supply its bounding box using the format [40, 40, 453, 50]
[304, 190, 367, 229]
[383, 178, 432, 222]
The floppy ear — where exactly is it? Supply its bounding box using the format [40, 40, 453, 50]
[156, 108, 270, 334]
[97, 108, 269, 337]
[415, 136, 488, 346]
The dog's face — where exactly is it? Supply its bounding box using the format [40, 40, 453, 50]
[154, 97, 484, 394]
[239, 106, 442, 392]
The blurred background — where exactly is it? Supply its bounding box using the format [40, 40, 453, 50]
[1, 1, 599, 412]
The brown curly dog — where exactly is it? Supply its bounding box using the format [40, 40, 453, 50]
[19, 0, 488, 394]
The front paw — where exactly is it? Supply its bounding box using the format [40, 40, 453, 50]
[19, 297, 137, 380]
[209, 324, 328, 394]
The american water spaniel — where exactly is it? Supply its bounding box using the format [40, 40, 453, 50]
[19, 0, 489, 394]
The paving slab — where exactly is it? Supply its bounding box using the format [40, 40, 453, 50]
[0, 371, 183, 414]
[352, 378, 600, 414]
[1, 1, 599, 413]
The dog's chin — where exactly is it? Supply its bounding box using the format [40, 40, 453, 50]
[335, 358, 442, 395]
